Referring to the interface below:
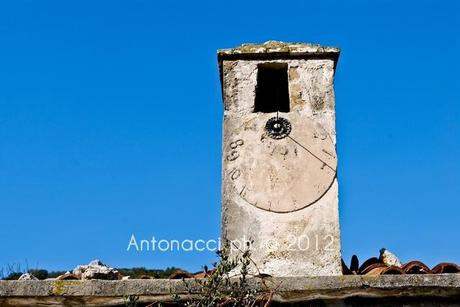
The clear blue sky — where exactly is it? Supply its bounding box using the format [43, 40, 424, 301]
[0, 0, 458, 273]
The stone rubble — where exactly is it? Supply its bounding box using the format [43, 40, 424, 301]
[17, 273, 38, 281]
[72, 260, 121, 280]
[379, 248, 402, 267]
[55, 271, 79, 280]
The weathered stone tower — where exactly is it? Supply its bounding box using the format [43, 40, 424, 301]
[218, 41, 341, 276]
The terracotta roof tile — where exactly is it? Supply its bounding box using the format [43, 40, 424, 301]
[432, 262, 460, 274]
[168, 269, 193, 279]
[401, 261, 432, 274]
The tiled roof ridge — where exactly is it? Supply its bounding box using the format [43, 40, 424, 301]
[342, 256, 460, 276]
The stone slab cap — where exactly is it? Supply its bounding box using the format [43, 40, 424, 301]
[1, 275, 460, 306]
[218, 41, 339, 61]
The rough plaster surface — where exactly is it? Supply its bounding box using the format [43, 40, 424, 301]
[219, 45, 342, 277]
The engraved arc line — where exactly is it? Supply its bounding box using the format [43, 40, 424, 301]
[287, 135, 336, 172]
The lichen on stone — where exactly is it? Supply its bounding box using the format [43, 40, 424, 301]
[218, 41, 339, 57]
[51, 280, 65, 296]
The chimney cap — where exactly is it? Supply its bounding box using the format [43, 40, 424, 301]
[218, 41, 340, 62]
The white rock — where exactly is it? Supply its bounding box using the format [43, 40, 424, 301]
[72, 259, 120, 280]
[380, 248, 402, 267]
[18, 273, 38, 281]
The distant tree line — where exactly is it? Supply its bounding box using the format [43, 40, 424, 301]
[1, 266, 185, 280]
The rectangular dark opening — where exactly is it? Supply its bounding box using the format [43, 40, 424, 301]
[254, 63, 290, 113]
